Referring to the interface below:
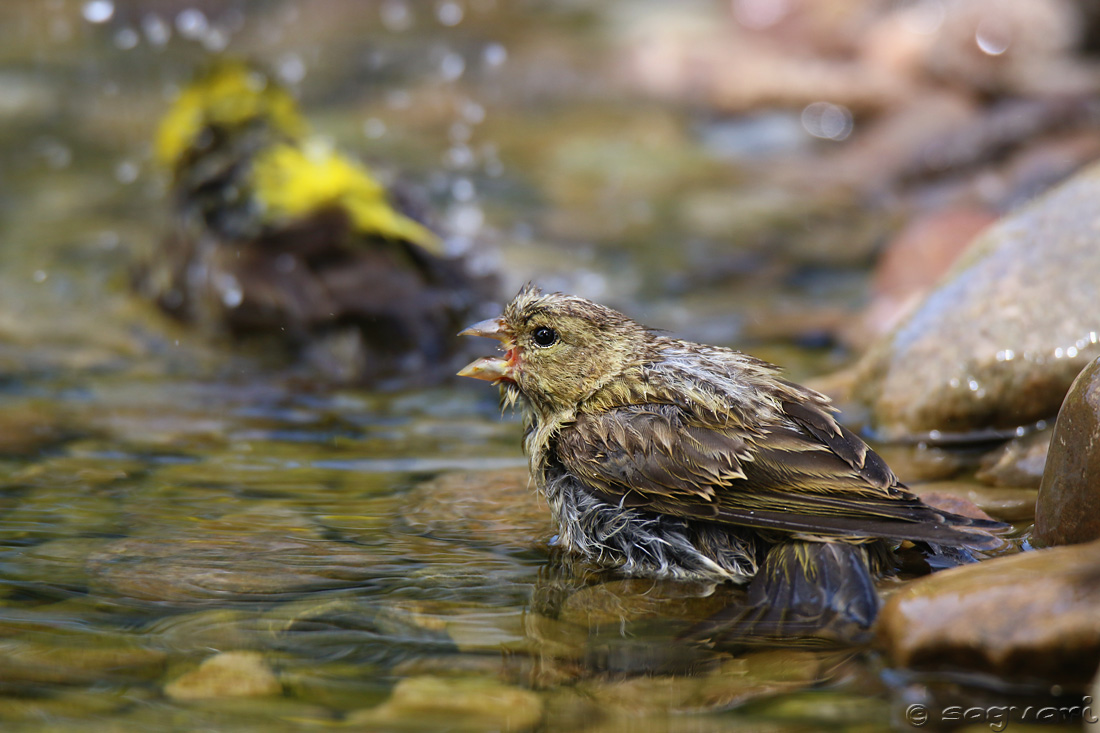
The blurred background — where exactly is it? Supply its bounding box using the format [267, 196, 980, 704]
[0, 0, 1098, 730]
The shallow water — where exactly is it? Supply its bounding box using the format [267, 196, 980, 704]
[0, 2, 1046, 731]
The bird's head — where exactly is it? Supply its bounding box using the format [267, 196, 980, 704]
[458, 286, 648, 415]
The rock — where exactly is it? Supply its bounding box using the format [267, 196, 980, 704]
[558, 579, 732, 628]
[0, 639, 166, 686]
[348, 676, 544, 732]
[1035, 356, 1100, 546]
[403, 468, 555, 551]
[163, 651, 281, 701]
[849, 206, 995, 348]
[975, 428, 1051, 488]
[87, 532, 383, 605]
[0, 404, 72, 456]
[575, 649, 856, 715]
[853, 161, 1100, 439]
[906, 481, 1037, 522]
[876, 540, 1100, 684]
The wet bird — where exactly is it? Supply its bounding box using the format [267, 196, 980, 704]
[459, 286, 1003, 642]
[138, 61, 494, 384]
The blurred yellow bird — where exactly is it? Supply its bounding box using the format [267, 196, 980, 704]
[139, 61, 493, 385]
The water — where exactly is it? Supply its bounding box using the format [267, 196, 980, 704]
[0, 2, 1043, 731]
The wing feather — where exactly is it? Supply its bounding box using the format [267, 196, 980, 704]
[557, 403, 991, 545]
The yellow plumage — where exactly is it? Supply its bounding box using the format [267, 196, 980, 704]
[250, 141, 441, 251]
[155, 61, 440, 253]
[154, 61, 306, 167]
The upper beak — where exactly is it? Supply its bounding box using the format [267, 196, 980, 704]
[457, 316, 515, 383]
[458, 317, 507, 341]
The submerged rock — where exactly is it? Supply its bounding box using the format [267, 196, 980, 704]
[877, 540, 1100, 685]
[853, 161, 1100, 440]
[87, 533, 382, 605]
[402, 468, 555, 552]
[1035, 356, 1100, 547]
[164, 651, 281, 701]
[348, 676, 544, 732]
[975, 428, 1052, 488]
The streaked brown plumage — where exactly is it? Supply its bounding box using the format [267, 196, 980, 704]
[459, 286, 1002, 639]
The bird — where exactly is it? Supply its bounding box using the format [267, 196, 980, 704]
[137, 60, 495, 385]
[458, 285, 1004, 642]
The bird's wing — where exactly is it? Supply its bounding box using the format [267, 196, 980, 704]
[556, 403, 990, 545]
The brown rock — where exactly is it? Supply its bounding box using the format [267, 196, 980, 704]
[854, 161, 1100, 439]
[877, 541, 1100, 684]
[1035, 356, 1100, 547]
[403, 468, 555, 551]
[164, 651, 280, 700]
[87, 533, 383, 605]
[348, 676, 543, 732]
[976, 428, 1051, 488]
[851, 206, 995, 347]
[907, 481, 1036, 522]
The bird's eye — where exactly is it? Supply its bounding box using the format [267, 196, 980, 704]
[532, 326, 558, 347]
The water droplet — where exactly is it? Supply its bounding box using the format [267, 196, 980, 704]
[381, 0, 413, 31]
[901, 0, 945, 36]
[437, 1, 463, 26]
[142, 14, 171, 46]
[202, 27, 229, 52]
[452, 178, 475, 202]
[975, 18, 1010, 56]
[1054, 347, 1065, 359]
[461, 100, 485, 124]
[444, 144, 474, 169]
[276, 53, 306, 85]
[175, 9, 209, 39]
[113, 27, 139, 49]
[967, 378, 980, 392]
[1067, 346, 1079, 358]
[362, 118, 387, 139]
[1015, 426, 1026, 437]
[440, 52, 465, 81]
[115, 159, 139, 183]
[482, 42, 507, 68]
[82, 0, 114, 24]
[448, 203, 484, 237]
[800, 102, 853, 141]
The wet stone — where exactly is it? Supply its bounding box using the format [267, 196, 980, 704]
[907, 481, 1037, 522]
[86, 531, 384, 606]
[575, 649, 854, 716]
[558, 579, 733, 628]
[347, 675, 544, 732]
[975, 428, 1052, 489]
[163, 651, 281, 701]
[0, 639, 166, 686]
[1035, 356, 1100, 547]
[877, 540, 1100, 685]
[853, 160, 1100, 439]
[402, 468, 555, 552]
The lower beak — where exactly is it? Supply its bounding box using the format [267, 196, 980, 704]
[457, 356, 512, 382]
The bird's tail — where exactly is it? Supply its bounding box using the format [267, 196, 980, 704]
[683, 541, 881, 648]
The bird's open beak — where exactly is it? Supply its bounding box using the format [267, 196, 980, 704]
[457, 317, 516, 383]
[458, 318, 507, 340]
